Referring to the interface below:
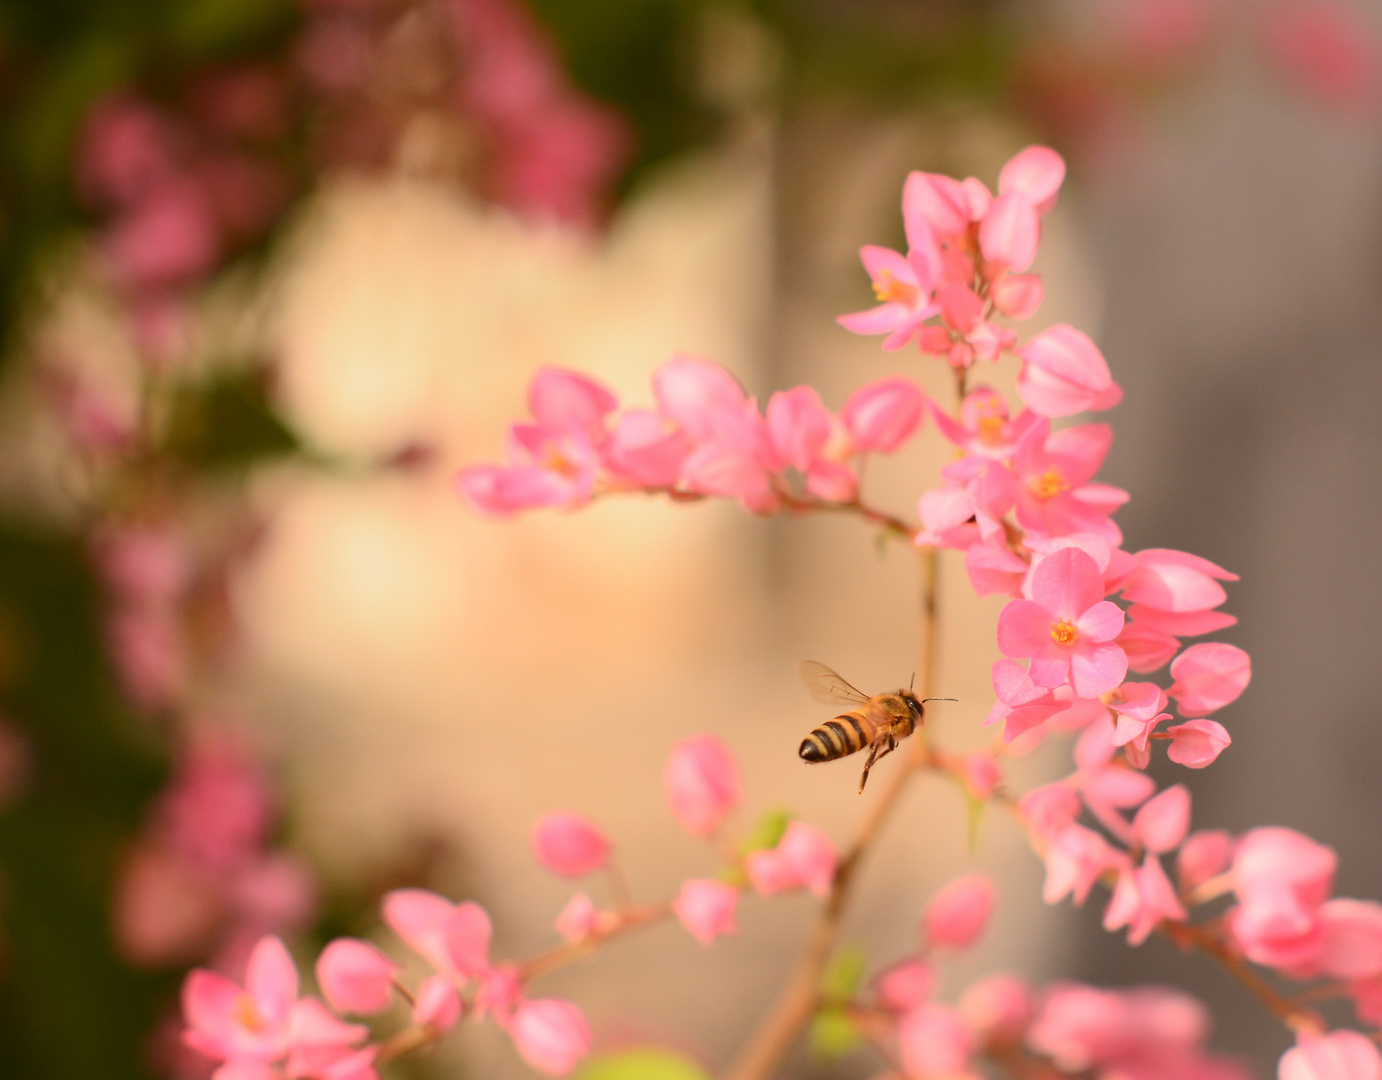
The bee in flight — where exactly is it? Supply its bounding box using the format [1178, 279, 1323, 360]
[797, 661, 955, 793]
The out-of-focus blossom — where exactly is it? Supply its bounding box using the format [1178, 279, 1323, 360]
[664, 735, 741, 837]
[508, 998, 591, 1075]
[1131, 785, 1191, 854]
[1261, 0, 1382, 115]
[959, 974, 1033, 1046]
[554, 894, 603, 943]
[1279, 1029, 1382, 1080]
[1228, 828, 1336, 971]
[672, 879, 739, 945]
[1177, 829, 1234, 893]
[875, 959, 935, 1012]
[316, 939, 398, 1016]
[1016, 325, 1122, 418]
[745, 821, 837, 898]
[182, 936, 298, 1064]
[840, 376, 925, 453]
[898, 1003, 974, 1078]
[382, 889, 491, 982]
[923, 873, 996, 950]
[1166, 719, 1232, 767]
[1102, 854, 1187, 944]
[413, 975, 463, 1034]
[530, 812, 610, 878]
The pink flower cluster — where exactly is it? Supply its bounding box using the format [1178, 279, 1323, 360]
[115, 734, 317, 972]
[455, 359, 926, 515]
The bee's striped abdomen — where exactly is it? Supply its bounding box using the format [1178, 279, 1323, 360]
[799, 713, 869, 763]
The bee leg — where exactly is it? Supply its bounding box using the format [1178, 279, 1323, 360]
[857, 742, 882, 794]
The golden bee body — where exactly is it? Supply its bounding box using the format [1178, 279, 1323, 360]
[796, 661, 945, 793]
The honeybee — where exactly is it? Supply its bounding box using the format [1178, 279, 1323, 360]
[797, 661, 955, 793]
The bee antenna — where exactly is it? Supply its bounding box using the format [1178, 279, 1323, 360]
[909, 672, 916, 691]
[921, 697, 958, 704]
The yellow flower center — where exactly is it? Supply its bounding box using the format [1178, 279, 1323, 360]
[872, 269, 918, 306]
[1050, 619, 1079, 646]
[542, 446, 580, 477]
[1030, 466, 1069, 500]
[234, 994, 265, 1033]
[976, 415, 1005, 445]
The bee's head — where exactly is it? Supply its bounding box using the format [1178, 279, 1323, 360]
[901, 691, 925, 722]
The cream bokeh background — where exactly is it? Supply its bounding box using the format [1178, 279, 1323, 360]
[231, 115, 1102, 1075]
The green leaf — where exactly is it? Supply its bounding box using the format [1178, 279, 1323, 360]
[574, 1048, 712, 1080]
[809, 1006, 862, 1060]
[738, 807, 790, 854]
[819, 943, 867, 1000]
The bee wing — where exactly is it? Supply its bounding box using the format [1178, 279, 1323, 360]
[799, 661, 870, 706]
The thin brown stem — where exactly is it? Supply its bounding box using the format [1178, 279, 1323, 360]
[721, 545, 941, 1080]
[519, 902, 672, 984]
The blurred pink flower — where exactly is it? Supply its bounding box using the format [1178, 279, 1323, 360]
[1131, 784, 1191, 854]
[840, 376, 925, 453]
[182, 936, 298, 1065]
[958, 973, 1032, 1046]
[1102, 854, 1187, 945]
[1177, 829, 1233, 893]
[316, 939, 398, 1016]
[931, 387, 1040, 459]
[664, 735, 741, 837]
[1279, 1029, 1382, 1080]
[745, 821, 837, 898]
[672, 879, 739, 945]
[1016, 325, 1122, 418]
[1262, 0, 1382, 115]
[923, 873, 996, 950]
[413, 975, 463, 1034]
[837, 242, 942, 350]
[381, 889, 491, 981]
[531, 812, 611, 878]
[508, 997, 591, 1075]
[874, 959, 935, 1012]
[897, 1003, 973, 1078]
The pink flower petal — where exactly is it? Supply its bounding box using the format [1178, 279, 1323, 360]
[980, 191, 1040, 272]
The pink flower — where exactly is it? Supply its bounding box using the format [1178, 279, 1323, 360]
[874, 959, 935, 1012]
[283, 999, 372, 1079]
[990, 273, 1045, 319]
[1016, 325, 1122, 418]
[998, 145, 1066, 215]
[412, 975, 462, 1034]
[672, 879, 739, 945]
[316, 939, 398, 1015]
[1043, 823, 1129, 906]
[1019, 783, 1082, 840]
[996, 547, 1128, 697]
[603, 410, 691, 487]
[508, 998, 591, 1075]
[455, 367, 617, 515]
[931, 387, 1040, 459]
[1119, 548, 1237, 612]
[840, 376, 925, 453]
[765, 386, 832, 472]
[980, 191, 1040, 273]
[745, 821, 837, 898]
[837, 242, 942, 350]
[664, 735, 741, 837]
[1262, 1, 1382, 115]
[961, 751, 1002, 799]
[1313, 899, 1382, 980]
[1166, 719, 1231, 767]
[1229, 828, 1337, 971]
[381, 889, 491, 981]
[1177, 830, 1233, 893]
[531, 812, 610, 877]
[1028, 982, 1214, 1075]
[1011, 421, 1128, 544]
[1107, 680, 1170, 752]
[923, 873, 996, 950]
[1131, 785, 1191, 854]
[904, 169, 973, 239]
[898, 1003, 974, 1078]
[182, 936, 297, 1065]
[106, 181, 220, 288]
[554, 894, 612, 943]
[1102, 855, 1187, 945]
[1279, 1030, 1382, 1080]
[1168, 643, 1251, 717]
[958, 974, 1032, 1045]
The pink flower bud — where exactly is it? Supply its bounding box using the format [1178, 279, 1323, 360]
[476, 965, 522, 1021]
[998, 145, 1066, 214]
[776, 821, 838, 897]
[744, 849, 795, 896]
[1016, 324, 1122, 418]
[938, 282, 984, 332]
[904, 171, 971, 236]
[1315, 900, 1382, 980]
[840, 376, 925, 454]
[1120, 549, 1237, 612]
[1131, 785, 1191, 854]
[1279, 1030, 1382, 1080]
[316, 938, 399, 1015]
[509, 998, 591, 1075]
[443, 902, 493, 980]
[924, 873, 996, 950]
[874, 959, 935, 1012]
[1234, 828, 1336, 909]
[527, 367, 617, 439]
[990, 273, 1044, 319]
[531, 812, 610, 878]
[1166, 719, 1231, 768]
[672, 878, 739, 945]
[652, 354, 747, 441]
[958, 973, 1033, 1045]
[412, 974, 462, 1033]
[553, 894, 601, 944]
[382, 889, 464, 977]
[1168, 643, 1251, 716]
[1177, 830, 1233, 892]
[961, 751, 1002, 799]
[898, 1003, 974, 1078]
[765, 386, 832, 472]
[664, 736, 741, 837]
[980, 191, 1040, 272]
[1018, 783, 1081, 839]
